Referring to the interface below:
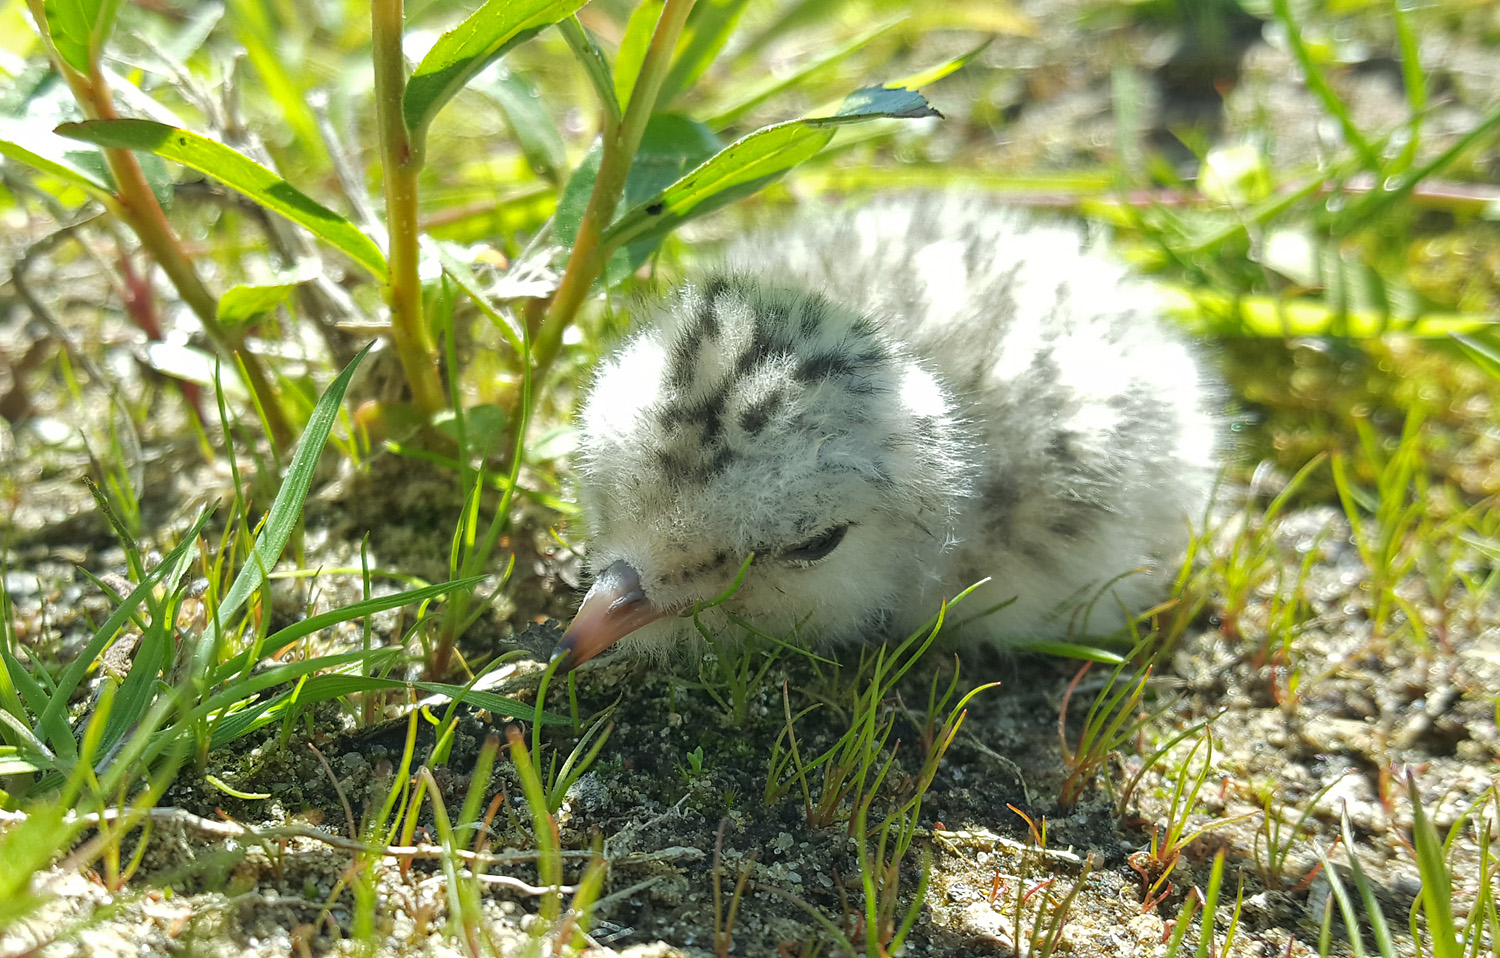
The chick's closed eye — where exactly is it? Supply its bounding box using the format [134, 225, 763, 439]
[779, 524, 850, 563]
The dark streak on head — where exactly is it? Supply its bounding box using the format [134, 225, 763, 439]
[664, 335, 697, 390]
[798, 297, 827, 338]
[1029, 347, 1058, 379]
[1018, 539, 1054, 566]
[796, 350, 859, 383]
[738, 389, 786, 436]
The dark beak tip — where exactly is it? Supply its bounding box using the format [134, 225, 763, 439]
[552, 560, 668, 669]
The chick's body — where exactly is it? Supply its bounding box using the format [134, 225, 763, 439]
[562, 196, 1221, 664]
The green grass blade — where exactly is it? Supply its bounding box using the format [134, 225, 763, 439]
[1317, 842, 1368, 958]
[1270, 0, 1379, 171]
[402, 0, 587, 149]
[0, 798, 74, 927]
[98, 605, 174, 754]
[704, 19, 900, 129]
[206, 672, 555, 748]
[1341, 812, 1398, 958]
[1454, 331, 1500, 380]
[35, 509, 213, 746]
[613, 0, 661, 112]
[199, 342, 372, 657]
[1408, 775, 1460, 958]
[1335, 103, 1500, 237]
[206, 574, 482, 686]
[1, 647, 54, 722]
[54, 120, 387, 278]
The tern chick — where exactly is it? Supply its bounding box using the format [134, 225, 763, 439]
[557, 196, 1221, 666]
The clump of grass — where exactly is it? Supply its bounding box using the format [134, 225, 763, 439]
[528, 657, 615, 816]
[1312, 776, 1498, 958]
[0, 350, 538, 805]
[1249, 774, 1343, 892]
[1125, 729, 1254, 914]
[1056, 629, 1174, 809]
[1331, 411, 1429, 644]
[765, 583, 986, 829]
[999, 805, 1097, 958]
[1160, 849, 1243, 958]
[758, 588, 993, 957]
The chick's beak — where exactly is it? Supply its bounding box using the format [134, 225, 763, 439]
[553, 560, 669, 668]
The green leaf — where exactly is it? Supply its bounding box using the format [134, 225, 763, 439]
[208, 674, 561, 748]
[1009, 639, 1127, 664]
[55, 120, 387, 279]
[657, 0, 753, 107]
[0, 799, 73, 928]
[878, 37, 992, 92]
[599, 86, 939, 257]
[205, 576, 483, 691]
[1454, 330, 1500, 380]
[821, 85, 942, 123]
[218, 281, 300, 325]
[598, 123, 827, 252]
[402, 0, 588, 149]
[98, 613, 171, 755]
[614, 0, 662, 111]
[0, 118, 113, 198]
[482, 67, 567, 184]
[0, 648, 56, 729]
[43, 0, 124, 73]
[557, 113, 722, 283]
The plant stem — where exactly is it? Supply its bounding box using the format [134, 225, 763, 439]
[533, 0, 698, 370]
[371, 0, 446, 418]
[24, 1, 293, 445]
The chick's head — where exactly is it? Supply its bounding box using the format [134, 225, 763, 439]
[559, 274, 975, 665]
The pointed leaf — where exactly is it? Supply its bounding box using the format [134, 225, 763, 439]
[657, 0, 753, 107]
[600, 85, 939, 255]
[55, 119, 387, 278]
[0, 119, 113, 198]
[614, 0, 662, 111]
[403, 0, 588, 146]
[822, 85, 942, 122]
[204, 343, 374, 652]
[43, 0, 124, 73]
[218, 281, 300, 325]
[557, 113, 721, 282]
[879, 38, 992, 92]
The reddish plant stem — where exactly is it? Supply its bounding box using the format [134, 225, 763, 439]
[25, 2, 293, 444]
